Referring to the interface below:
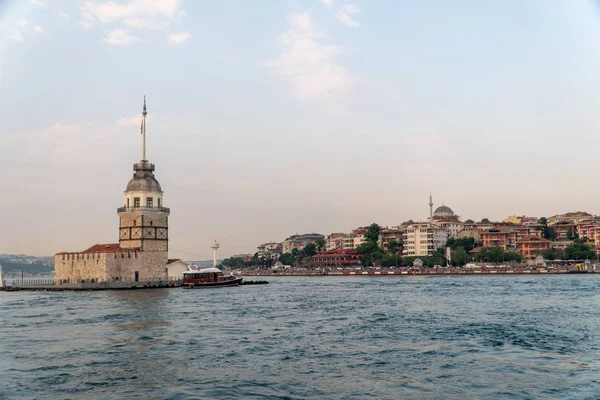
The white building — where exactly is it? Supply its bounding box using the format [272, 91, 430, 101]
[326, 233, 347, 250]
[166, 259, 188, 279]
[282, 233, 324, 253]
[257, 242, 281, 259]
[402, 223, 448, 257]
[435, 218, 464, 239]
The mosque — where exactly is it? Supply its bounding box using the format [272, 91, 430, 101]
[428, 194, 458, 221]
[54, 98, 170, 283]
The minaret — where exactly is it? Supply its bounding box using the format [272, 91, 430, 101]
[211, 240, 220, 267]
[210, 240, 221, 267]
[118, 97, 170, 266]
[429, 193, 433, 222]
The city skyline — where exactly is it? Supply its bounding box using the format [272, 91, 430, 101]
[3, 1, 600, 258]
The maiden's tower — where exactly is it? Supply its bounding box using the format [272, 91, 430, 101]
[55, 97, 170, 283]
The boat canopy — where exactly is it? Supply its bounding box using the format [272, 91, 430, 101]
[183, 267, 223, 274]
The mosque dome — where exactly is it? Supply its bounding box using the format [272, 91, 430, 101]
[434, 205, 455, 218]
[125, 161, 162, 192]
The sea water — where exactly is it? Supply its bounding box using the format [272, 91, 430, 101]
[1, 275, 599, 399]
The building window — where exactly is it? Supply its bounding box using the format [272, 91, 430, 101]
[158, 198, 161, 207]
[147, 197, 153, 208]
[134, 197, 140, 207]
[127, 198, 130, 207]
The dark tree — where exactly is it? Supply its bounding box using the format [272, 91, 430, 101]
[386, 240, 399, 254]
[315, 238, 326, 251]
[279, 252, 294, 265]
[365, 223, 382, 244]
[302, 243, 317, 258]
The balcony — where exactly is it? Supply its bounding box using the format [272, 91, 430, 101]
[117, 206, 170, 213]
[134, 162, 155, 171]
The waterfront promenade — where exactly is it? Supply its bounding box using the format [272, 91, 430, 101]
[239, 265, 599, 276]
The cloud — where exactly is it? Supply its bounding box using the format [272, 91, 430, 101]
[117, 114, 152, 126]
[166, 32, 190, 44]
[102, 29, 140, 46]
[4, 19, 44, 42]
[29, 0, 47, 7]
[10, 31, 24, 42]
[124, 18, 169, 29]
[265, 12, 353, 104]
[16, 123, 122, 166]
[79, 0, 183, 30]
[79, 19, 95, 30]
[336, 4, 361, 27]
[15, 19, 30, 27]
[57, 11, 70, 19]
[321, 0, 335, 10]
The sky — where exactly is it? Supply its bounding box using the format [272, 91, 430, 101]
[2, 0, 600, 259]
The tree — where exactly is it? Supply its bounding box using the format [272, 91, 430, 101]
[540, 248, 563, 260]
[356, 241, 384, 266]
[315, 238, 326, 251]
[465, 219, 475, 224]
[480, 218, 491, 223]
[538, 217, 557, 241]
[279, 253, 294, 265]
[451, 247, 470, 266]
[386, 240, 399, 254]
[302, 243, 317, 258]
[379, 254, 398, 268]
[365, 223, 382, 243]
[565, 242, 595, 260]
[446, 237, 476, 253]
[542, 227, 557, 241]
[259, 253, 276, 269]
[474, 246, 520, 263]
[221, 257, 246, 269]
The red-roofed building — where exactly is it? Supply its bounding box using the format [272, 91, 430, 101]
[517, 236, 551, 258]
[309, 249, 361, 268]
[480, 229, 517, 250]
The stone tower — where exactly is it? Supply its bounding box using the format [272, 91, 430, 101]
[117, 97, 170, 276]
[54, 96, 170, 283]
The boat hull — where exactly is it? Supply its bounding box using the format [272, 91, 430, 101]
[183, 277, 243, 289]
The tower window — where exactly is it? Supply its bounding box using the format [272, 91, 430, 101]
[134, 197, 140, 207]
[147, 197, 153, 208]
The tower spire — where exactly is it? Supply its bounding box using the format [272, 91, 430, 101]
[142, 95, 147, 161]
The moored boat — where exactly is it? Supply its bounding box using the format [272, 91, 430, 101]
[182, 267, 242, 288]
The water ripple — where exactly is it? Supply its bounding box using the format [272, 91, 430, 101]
[0, 275, 599, 399]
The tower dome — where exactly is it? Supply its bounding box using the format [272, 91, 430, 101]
[125, 161, 162, 192]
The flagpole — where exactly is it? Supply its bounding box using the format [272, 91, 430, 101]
[142, 95, 147, 161]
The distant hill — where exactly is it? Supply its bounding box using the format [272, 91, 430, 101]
[0, 254, 54, 275]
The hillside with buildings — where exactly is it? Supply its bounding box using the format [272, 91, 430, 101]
[0, 254, 54, 275]
[232, 196, 599, 269]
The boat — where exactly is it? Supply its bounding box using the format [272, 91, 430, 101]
[182, 266, 242, 288]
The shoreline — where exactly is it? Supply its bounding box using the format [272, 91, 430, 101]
[238, 269, 596, 276]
